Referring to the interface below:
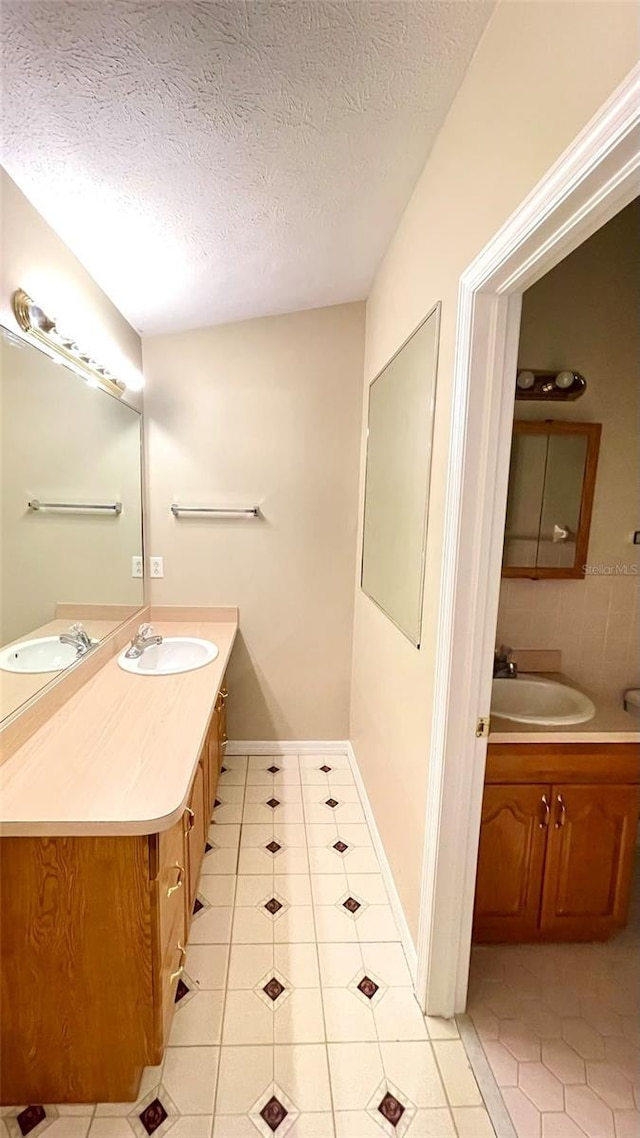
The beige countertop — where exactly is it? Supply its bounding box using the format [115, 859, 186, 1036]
[489, 673, 640, 744]
[0, 618, 237, 837]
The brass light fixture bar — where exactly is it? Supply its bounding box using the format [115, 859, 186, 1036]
[515, 368, 586, 401]
[12, 289, 126, 399]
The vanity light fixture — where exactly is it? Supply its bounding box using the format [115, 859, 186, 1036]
[12, 289, 126, 399]
[515, 368, 586, 401]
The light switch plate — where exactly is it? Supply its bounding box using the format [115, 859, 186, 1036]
[150, 556, 164, 578]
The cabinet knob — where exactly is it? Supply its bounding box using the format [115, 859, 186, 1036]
[166, 863, 185, 897]
[555, 794, 567, 828]
[170, 942, 186, 983]
[539, 794, 550, 828]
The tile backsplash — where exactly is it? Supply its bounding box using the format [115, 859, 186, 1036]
[496, 574, 639, 706]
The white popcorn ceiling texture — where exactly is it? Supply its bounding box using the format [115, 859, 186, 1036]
[1, 1, 493, 334]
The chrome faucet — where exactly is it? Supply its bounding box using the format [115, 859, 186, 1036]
[494, 645, 518, 678]
[59, 622, 93, 656]
[125, 623, 163, 659]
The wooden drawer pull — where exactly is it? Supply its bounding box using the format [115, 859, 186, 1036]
[167, 863, 185, 897]
[170, 943, 186, 983]
[555, 794, 567, 828]
[184, 806, 195, 834]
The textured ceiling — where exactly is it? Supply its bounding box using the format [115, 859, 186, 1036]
[0, 1, 493, 334]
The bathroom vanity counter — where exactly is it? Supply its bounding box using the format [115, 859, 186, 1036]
[489, 672, 640, 743]
[0, 615, 237, 837]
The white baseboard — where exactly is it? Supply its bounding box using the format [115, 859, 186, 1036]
[226, 740, 350, 755]
[347, 741, 418, 981]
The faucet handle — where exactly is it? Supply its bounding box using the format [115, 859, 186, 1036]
[68, 622, 86, 634]
[498, 644, 513, 660]
[137, 623, 154, 637]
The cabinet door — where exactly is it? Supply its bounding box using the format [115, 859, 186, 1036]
[185, 760, 207, 914]
[540, 784, 639, 940]
[218, 684, 228, 759]
[473, 784, 550, 942]
[206, 706, 221, 815]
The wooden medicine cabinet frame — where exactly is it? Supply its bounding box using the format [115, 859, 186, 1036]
[502, 420, 601, 580]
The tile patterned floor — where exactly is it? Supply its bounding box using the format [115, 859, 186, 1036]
[467, 857, 640, 1138]
[1, 753, 494, 1138]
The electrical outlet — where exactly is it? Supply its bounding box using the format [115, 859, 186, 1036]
[150, 556, 164, 578]
[131, 555, 143, 578]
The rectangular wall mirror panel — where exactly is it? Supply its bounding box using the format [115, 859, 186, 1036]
[361, 303, 440, 646]
[0, 327, 144, 722]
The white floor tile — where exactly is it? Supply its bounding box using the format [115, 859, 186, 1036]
[380, 1041, 447, 1108]
[88, 1121, 134, 1138]
[245, 784, 303, 803]
[274, 823, 308, 848]
[406, 1108, 457, 1136]
[222, 990, 274, 1045]
[213, 804, 243, 824]
[347, 875, 388, 905]
[235, 876, 274, 906]
[163, 1046, 219, 1114]
[215, 1046, 273, 1114]
[339, 848, 381, 874]
[46, 1121, 92, 1138]
[167, 1119, 213, 1138]
[170, 989, 224, 1045]
[184, 944, 229, 990]
[361, 944, 413, 988]
[201, 847, 239, 875]
[323, 988, 377, 1041]
[227, 943, 274, 988]
[285, 1113, 335, 1137]
[238, 848, 280, 874]
[231, 906, 274, 944]
[307, 825, 341, 848]
[94, 1066, 162, 1116]
[336, 824, 374, 848]
[311, 875, 349, 905]
[355, 906, 400, 943]
[273, 905, 316, 944]
[240, 824, 274, 848]
[244, 802, 305, 825]
[198, 875, 236, 907]
[309, 848, 354, 875]
[189, 906, 234, 944]
[274, 848, 311, 874]
[275, 1044, 332, 1112]
[314, 906, 359, 943]
[273, 988, 325, 1043]
[275, 943, 321, 987]
[432, 1040, 482, 1107]
[275, 875, 313, 906]
[212, 1117, 258, 1137]
[328, 1042, 384, 1110]
[452, 1106, 496, 1137]
[373, 989, 429, 1041]
[318, 943, 363, 987]
[209, 823, 241, 848]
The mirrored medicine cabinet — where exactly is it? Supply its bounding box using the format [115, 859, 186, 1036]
[0, 326, 145, 723]
[502, 420, 601, 579]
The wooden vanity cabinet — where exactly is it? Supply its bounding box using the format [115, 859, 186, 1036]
[473, 744, 640, 943]
[205, 684, 228, 815]
[0, 679, 227, 1105]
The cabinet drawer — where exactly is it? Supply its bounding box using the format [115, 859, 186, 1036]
[155, 819, 187, 963]
[158, 922, 187, 1050]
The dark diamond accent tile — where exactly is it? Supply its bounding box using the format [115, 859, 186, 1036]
[213, 798, 222, 808]
[174, 977, 190, 1003]
[325, 798, 339, 808]
[16, 1106, 46, 1137]
[267, 765, 280, 774]
[264, 897, 283, 915]
[139, 1097, 169, 1135]
[358, 975, 379, 1000]
[343, 896, 361, 914]
[266, 840, 282, 854]
[220, 765, 228, 773]
[333, 840, 349, 854]
[204, 841, 213, 853]
[378, 1093, 405, 1128]
[260, 1095, 288, 1132]
[193, 897, 204, 914]
[266, 797, 280, 809]
[263, 976, 285, 1001]
[319, 764, 332, 773]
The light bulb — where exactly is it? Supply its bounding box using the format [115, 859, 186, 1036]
[516, 370, 535, 390]
[555, 370, 575, 389]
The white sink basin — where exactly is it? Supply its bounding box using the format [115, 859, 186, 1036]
[492, 674, 595, 726]
[117, 637, 219, 676]
[0, 636, 87, 674]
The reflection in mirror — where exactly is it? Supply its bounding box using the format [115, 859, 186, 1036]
[361, 303, 440, 645]
[502, 421, 601, 579]
[0, 327, 144, 721]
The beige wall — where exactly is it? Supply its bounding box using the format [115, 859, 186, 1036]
[0, 169, 142, 407]
[350, 2, 638, 942]
[144, 303, 364, 739]
[497, 200, 640, 704]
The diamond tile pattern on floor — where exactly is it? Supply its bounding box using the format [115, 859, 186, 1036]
[468, 856, 640, 1138]
[6, 753, 493, 1138]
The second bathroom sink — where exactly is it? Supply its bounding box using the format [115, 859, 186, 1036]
[117, 636, 219, 676]
[491, 674, 595, 726]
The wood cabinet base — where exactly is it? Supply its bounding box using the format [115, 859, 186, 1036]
[473, 743, 640, 944]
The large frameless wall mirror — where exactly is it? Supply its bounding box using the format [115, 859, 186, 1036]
[361, 303, 441, 646]
[0, 326, 144, 722]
